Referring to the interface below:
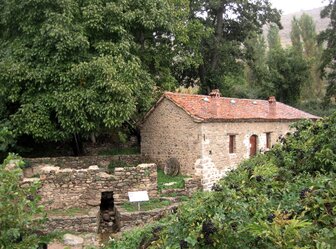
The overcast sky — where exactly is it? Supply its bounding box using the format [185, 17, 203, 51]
[269, 0, 326, 14]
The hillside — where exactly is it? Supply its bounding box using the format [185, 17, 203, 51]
[265, 7, 330, 46]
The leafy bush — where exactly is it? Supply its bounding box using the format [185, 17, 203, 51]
[0, 153, 47, 249]
[106, 112, 336, 249]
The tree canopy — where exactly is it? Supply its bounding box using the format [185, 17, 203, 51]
[320, 0, 336, 104]
[0, 0, 206, 151]
[0, 0, 284, 153]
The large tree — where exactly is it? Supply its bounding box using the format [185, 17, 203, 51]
[320, 0, 336, 104]
[290, 14, 324, 100]
[267, 24, 309, 104]
[244, 33, 272, 98]
[187, 0, 281, 94]
[0, 0, 205, 154]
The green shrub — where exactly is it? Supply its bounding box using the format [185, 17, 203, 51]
[106, 112, 336, 249]
[0, 153, 47, 249]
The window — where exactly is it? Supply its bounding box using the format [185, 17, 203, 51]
[266, 132, 271, 149]
[229, 135, 236, 153]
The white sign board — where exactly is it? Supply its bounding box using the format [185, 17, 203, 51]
[128, 191, 149, 202]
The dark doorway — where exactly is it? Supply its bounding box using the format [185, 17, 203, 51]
[249, 135, 258, 157]
[99, 192, 118, 234]
[100, 192, 114, 211]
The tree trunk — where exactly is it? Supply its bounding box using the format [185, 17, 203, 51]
[210, 2, 225, 72]
[71, 133, 84, 156]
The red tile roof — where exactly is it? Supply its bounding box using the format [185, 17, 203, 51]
[160, 92, 319, 122]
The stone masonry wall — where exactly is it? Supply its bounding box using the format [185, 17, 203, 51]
[38, 163, 157, 210]
[196, 121, 293, 189]
[43, 214, 99, 233]
[116, 204, 179, 232]
[23, 154, 147, 177]
[141, 99, 201, 175]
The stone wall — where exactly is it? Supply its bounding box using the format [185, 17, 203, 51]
[24, 154, 147, 177]
[44, 213, 99, 233]
[196, 121, 293, 189]
[38, 163, 157, 210]
[116, 204, 179, 232]
[141, 98, 202, 175]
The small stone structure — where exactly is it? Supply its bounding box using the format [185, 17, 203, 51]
[24, 163, 157, 233]
[140, 91, 319, 190]
[38, 164, 157, 209]
[23, 156, 202, 234]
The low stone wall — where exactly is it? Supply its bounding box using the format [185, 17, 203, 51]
[44, 214, 99, 233]
[116, 204, 179, 232]
[37, 163, 158, 210]
[184, 177, 202, 196]
[23, 155, 148, 177]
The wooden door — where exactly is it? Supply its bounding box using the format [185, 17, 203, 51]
[249, 135, 258, 157]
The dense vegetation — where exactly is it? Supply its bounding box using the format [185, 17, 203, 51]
[107, 112, 336, 249]
[0, 0, 335, 157]
[0, 154, 46, 249]
[0, 0, 281, 155]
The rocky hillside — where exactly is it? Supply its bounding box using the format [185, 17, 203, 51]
[265, 7, 330, 46]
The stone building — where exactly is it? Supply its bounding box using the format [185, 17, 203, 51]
[140, 90, 319, 189]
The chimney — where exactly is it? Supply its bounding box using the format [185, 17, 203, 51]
[209, 89, 221, 98]
[209, 89, 221, 117]
[268, 96, 276, 104]
[268, 96, 276, 115]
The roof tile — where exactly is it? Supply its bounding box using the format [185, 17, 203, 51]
[164, 92, 319, 121]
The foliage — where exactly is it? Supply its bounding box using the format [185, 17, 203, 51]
[121, 198, 171, 212]
[319, 0, 336, 104]
[0, 123, 15, 160]
[107, 112, 336, 248]
[244, 33, 273, 99]
[98, 147, 140, 156]
[107, 222, 166, 249]
[290, 14, 324, 100]
[0, 154, 46, 249]
[267, 25, 310, 105]
[187, 0, 281, 94]
[294, 100, 336, 117]
[157, 169, 187, 191]
[0, 0, 206, 150]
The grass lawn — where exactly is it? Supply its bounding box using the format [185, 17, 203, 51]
[157, 169, 188, 191]
[121, 198, 171, 212]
